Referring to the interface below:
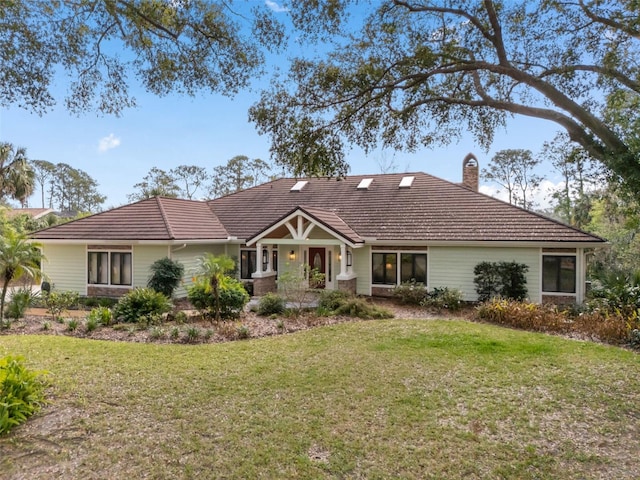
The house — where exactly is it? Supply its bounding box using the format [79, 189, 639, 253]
[31, 156, 605, 303]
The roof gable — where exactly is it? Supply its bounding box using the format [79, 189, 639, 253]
[31, 197, 229, 241]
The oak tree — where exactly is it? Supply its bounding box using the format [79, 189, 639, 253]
[250, 1, 640, 192]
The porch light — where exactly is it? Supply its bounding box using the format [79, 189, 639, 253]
[289, 250, 295, 261]
[262, 248, 269, 268]
[346, 251, 353, 267]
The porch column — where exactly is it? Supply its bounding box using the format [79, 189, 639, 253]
[255, 242, 262, 275]
[265, 245, 273, 273]
[339, 243, 347, 277]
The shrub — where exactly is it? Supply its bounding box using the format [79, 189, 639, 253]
[147, 257, 184, 298]
[43, 291, 79, 322]
[317, 289, 352, 311]
[587, 269, 640, 316]
[86, 306, 113, 326]
[392, 281, 429, 305]
[474, 261, 529, 302]
[5, 288, 36, 320]
[67, 318, 79, 331]
[423, 287, 464, 311]
[185, 326, 200, 343]
[332, 298, 394, 319]
[85, 316, 99, 333]
[237, 325, 250, 339]
[0, 355, 48, 435]
[113, 288, 172, 325]
[187, 277, 249, 320]
[257, 292, 287, 316]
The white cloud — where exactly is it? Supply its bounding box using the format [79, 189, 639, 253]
[98, 134, 121, 153]
[265, 0, 288, 13]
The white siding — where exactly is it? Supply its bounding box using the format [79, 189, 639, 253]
[41, 244, 87, 294]
[132, 245, 170, 288]
[429, 246, 541, 302]
[353, 246, 371, 295]
[171, 244, 229, 297]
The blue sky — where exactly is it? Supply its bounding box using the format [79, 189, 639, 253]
[0, 1, 563, 210]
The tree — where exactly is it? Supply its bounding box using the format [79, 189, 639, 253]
[128, 167, 180, 202]
[170, 165, 209, 200]
[543, 133, 604, 228]
[147, 257, 184, 298]
[0, 228, 43, 327]
[249, 1, 640, 193]
[194, 253, 236, 321]
[1, 1, 285, 116]
[209, 155, 272, 198]
[50, 164, 106, 213]
[482, 149, 542, 210]
[0, 143, 35, 207]
[31, 160, 56, 209]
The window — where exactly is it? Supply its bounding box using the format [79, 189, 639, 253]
[372, 253, 397, 285]
[401, 253, 427, 284]
[88, 251, 131, 286]
[240, 250, 256, 279]
[542, 255, 576, 293]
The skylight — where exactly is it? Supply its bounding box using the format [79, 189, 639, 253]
[357, 178, 373, 190]
[399, 176, 415, 188]
[290, 180, 308, 192]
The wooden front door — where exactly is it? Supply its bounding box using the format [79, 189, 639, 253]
[309, 247, 326, 289]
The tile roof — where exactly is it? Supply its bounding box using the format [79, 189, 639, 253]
[209, 172, 604, 244]
[31, 172, 605, 245]
[4, 208, 54, 219]
[31, 197, 228, 241]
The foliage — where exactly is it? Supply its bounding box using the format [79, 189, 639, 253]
[0, 355, 48, 435]
[586, 269, 640, 317]
[332, 297, 393, 320]
[0, 143, 35, 207]
[43, 291, 79, 323]
[236, 325, 250, 340]
[128, 167, 180, 202]
[422, 287, 463, 312]
[86, 306, 114, 327]
[147, 257, 184, 298]
[5, 288, 36, 320]
[277, 263, 325, 312]
[0, 229, 43, 327]
[192, 253, 238, 321]
[317, 289, 352, 311]
[113, 288, 172, 325]
[66, 319, 79, 332]
[2, 1, 284, 116]
[474, 261, 529, 302]
[475, 298, 639, 347]
[187, 278, 249, 321]
[250, 1, 640, 193]
[392, 281, 429, 306]
[257, 292, 287, 316]
[482, 149, 542, 210]
[209, 155, 273, 198]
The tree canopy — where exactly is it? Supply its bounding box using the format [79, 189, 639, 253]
[249, 1, 640, 192]
[1, 0, 284, 115]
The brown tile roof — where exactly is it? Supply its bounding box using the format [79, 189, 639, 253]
[31, 172, 605, 244]
[209, 172, 604, 244]
[4, 208, 54, 219]
[31, 197, 228, 241]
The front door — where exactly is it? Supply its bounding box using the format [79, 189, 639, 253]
[308, 247, 326, 289]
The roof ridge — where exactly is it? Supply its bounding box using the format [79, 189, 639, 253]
[155, 197, 175, 239]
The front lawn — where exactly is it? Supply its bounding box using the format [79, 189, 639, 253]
[1, 319, 639, 479]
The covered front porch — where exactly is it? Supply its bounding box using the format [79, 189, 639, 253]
[245, 207, 362, 296]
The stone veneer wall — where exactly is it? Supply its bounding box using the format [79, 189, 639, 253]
[253, 275, 277, 296]
[371, 286, 394, 298]
[337, 278, 357, 295]
[87, 286, 131, 297]
[542, 295, 576, 305]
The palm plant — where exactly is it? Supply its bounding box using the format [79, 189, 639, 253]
[0, 143, 36, 206]
[196, 253, 235, 321]
[0, 228, 43, 327]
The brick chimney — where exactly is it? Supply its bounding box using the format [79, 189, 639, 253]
[462, 153, 479, 192]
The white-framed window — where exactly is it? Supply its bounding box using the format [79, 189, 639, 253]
[372, 251, 427, 286]
[88, 250, 132, 286]
[542, 255, 576, 294]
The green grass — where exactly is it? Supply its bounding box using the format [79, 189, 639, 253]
[1, 319, 639, 479]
